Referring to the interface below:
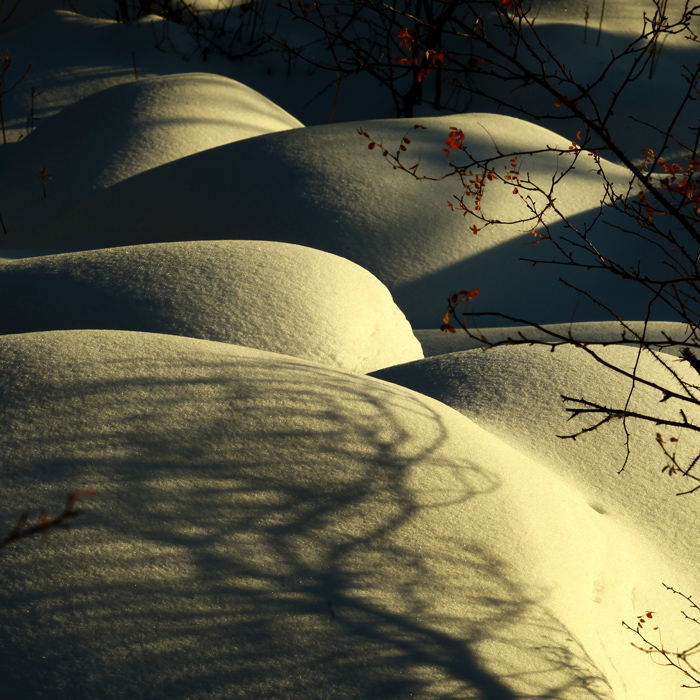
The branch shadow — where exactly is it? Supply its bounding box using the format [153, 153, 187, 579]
[0, 333, 614, 699]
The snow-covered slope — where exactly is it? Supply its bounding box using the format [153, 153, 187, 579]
[0, 240, 421, 373]
[371, 343, 700, 580]
[3, 113, 662, 328]
[414, 321, 695, 356]
[0, 73, 302, 235]
[0, 10, 209, 140]
[0, 329, 689, 700]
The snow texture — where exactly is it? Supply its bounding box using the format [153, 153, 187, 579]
[0, 330, 680, 700]
[1, 113, 662, 327]
[0, 240, 422, 373]
[0, 73, 302, 235]
[1, 1, 699, 698]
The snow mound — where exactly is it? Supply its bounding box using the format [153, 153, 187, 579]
[0, 329, 685, 700]
[0, 73, 303, 236]
[0, 11, 243, 141]
[4, 113, 650, 327]
[0, 240, 420, 373]
[371, 343, 700, 586]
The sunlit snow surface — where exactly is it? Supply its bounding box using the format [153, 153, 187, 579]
[0, 2, 699, 699]
[0, 240, 422, 373]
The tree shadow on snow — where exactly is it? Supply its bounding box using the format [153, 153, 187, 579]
[0, 344, 612, 699]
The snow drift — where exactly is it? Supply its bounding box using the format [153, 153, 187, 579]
[0, 73, 302, 236]
[0, 240, 421, 373]
[1, 113, 660, 328]
[0, 329, 684, 700]
[371, 342, 700, 584]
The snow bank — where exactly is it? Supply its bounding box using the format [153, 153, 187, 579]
[0, 73, 302, 236]
[0, 11, 195, 140]
[8, 113, 657, 327]
[0, 240, 420, 373]
[0, 329, 687, 700]
[371, 343, 700, 589]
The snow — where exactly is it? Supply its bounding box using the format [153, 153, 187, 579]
[0, 73, 302, 234]
[0, 1, 699, 698]
[370, 343, 700, 578]
[0, 240, 422, 373]
[0, 112, 657, 327]
[414, 321, 696, 357]
[0, 329, 689, 700]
